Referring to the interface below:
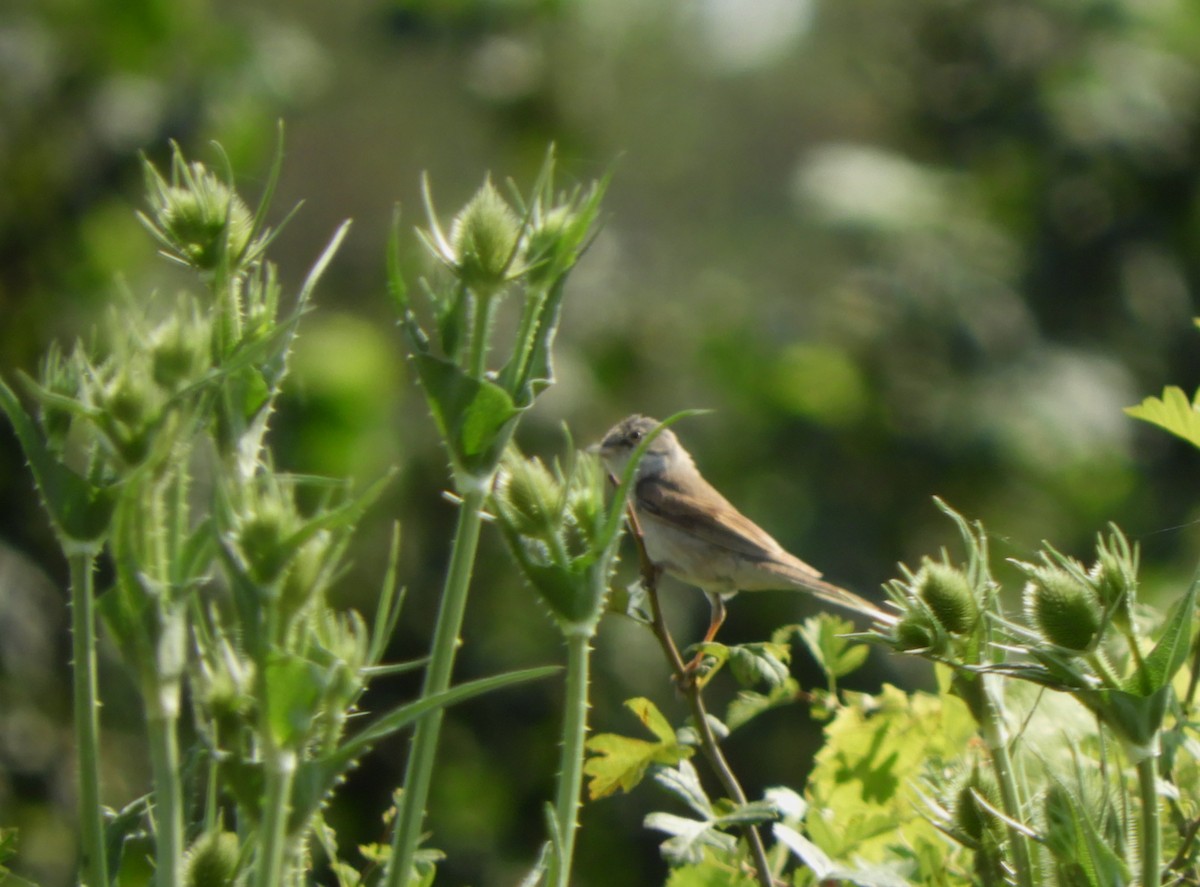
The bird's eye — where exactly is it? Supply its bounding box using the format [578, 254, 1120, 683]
[628, 429, 642, 443]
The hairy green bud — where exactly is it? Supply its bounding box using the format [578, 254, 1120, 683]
[184, 831, 240, 887]
[449, 177, 521, 294]
[1025, 566, 1101, 652]
[915, 561, 977, 635]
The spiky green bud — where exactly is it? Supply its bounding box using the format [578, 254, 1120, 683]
[184, 831, 240, 887]
[893, 610, 946, 654]
[915, 561, 977, 635]
[951, 768, 1002, 842]
[495, 450, 563, 540]
[1025, 566, 1102, 652]
[449, 178, 521, 294]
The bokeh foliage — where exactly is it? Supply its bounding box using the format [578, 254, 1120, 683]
[4, 0, 1200, 885]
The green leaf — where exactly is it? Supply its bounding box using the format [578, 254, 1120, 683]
[1076, 685, 1172, 751]
[725, 679, 800, 732]
[643, 812, 736, 865]
[0, 378, 117, 547]
[662, 849, 758, 887]
[774, 824, 909, 887]
[265, 651, 327, 748]
[1125, 386, 1200, 450]
[1123, 575, 1197, 695]
[795, 615, 870, 680]
[410, 353, 520, 482]
[727, 641, 791, 689]
[584, 697, 694, 799]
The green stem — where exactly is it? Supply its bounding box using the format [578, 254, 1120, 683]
[976, 677, 1035, 887]
[69, 549, 109, 887]
[549, 629, 592, 887]
[146, 711, 184, 887]
[468, 292, 496, 379]
[255, 748, 298, 887]
[1137, 753, 1162, 887]
[385, 488, 487, 887]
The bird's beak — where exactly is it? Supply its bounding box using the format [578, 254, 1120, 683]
[585, 441, 602, 455]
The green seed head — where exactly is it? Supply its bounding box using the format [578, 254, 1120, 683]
[185, 831, 240, 887]
[915, 561, 978, 635]
[1025, 566, 1102, 652]
[893, 609, 945, 654]
[951, 768, 1002, 842]
[496, 451, 563, 541]
[449, 177, 521, 294]
[156, 165, 253, 271]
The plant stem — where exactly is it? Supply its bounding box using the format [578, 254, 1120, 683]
[1137, 753, 1162, 887]
[385, 488, 487, 887]
[628, 506, 774, 887]
[976, 677, 1035, 887]
[469, 292, 496, 379]
[256, 748, 298, 887]
[146, 710, 184, 887]
[646, 589, 775, 887]
[69, 549, 109, 887]
[549, 629, 592, 887]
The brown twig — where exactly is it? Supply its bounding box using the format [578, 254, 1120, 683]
[622, 501, 779, 887]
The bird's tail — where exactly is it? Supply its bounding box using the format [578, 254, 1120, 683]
[771, 562, 897, 625]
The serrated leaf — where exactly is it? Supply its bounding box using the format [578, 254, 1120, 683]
[584, 698, 693, 799]
[644, 812, 736, 865]
[1124, 575, 1196, 695]
[652, 760, 713, 817]
[410, 353, 519, 482]
[0, 378, 117, 546]
[1125, 386, 1200, 450]
[727, 642, 791, 689]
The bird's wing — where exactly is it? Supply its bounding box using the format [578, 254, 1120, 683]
[635, 474, 824, 578]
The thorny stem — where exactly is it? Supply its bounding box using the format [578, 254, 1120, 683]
[627, 504, 777, 887]
[549, 629, 593, 887]
[69, 549, 109, 887]
[385, 487, 488, 887]
[1137, 754, 1163, 887]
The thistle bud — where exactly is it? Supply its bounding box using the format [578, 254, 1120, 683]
[449, 177, 521, 294]
[151, 164, 254, 272]
[893, 609, 946, 654]
[184, 831, 240, 887]
[151, 309, 211, 393]
[915, 561, 978, 635]
[1024, 566, 1102, 652]
[495, 450, 563, 541]
[951, 768, 1002, 842]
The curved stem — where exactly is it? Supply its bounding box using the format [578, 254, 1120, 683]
[549, 630, 592, 887]
[385, 488, 487, 887]
[646, 586, 775, 887]
[69, 549, 109, 887]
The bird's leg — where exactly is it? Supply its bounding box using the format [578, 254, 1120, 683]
[683, 592, 727, 676]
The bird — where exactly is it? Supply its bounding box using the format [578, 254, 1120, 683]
[596, 414, 886, 661]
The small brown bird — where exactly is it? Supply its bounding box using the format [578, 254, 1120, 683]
[597, 415, 884, 651]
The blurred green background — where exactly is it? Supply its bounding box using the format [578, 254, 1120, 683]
[4, 0, 1200, 884]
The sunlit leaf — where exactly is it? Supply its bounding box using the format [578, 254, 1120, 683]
[1125, 386, 1200, 450]
[584, 697, 693, 799]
